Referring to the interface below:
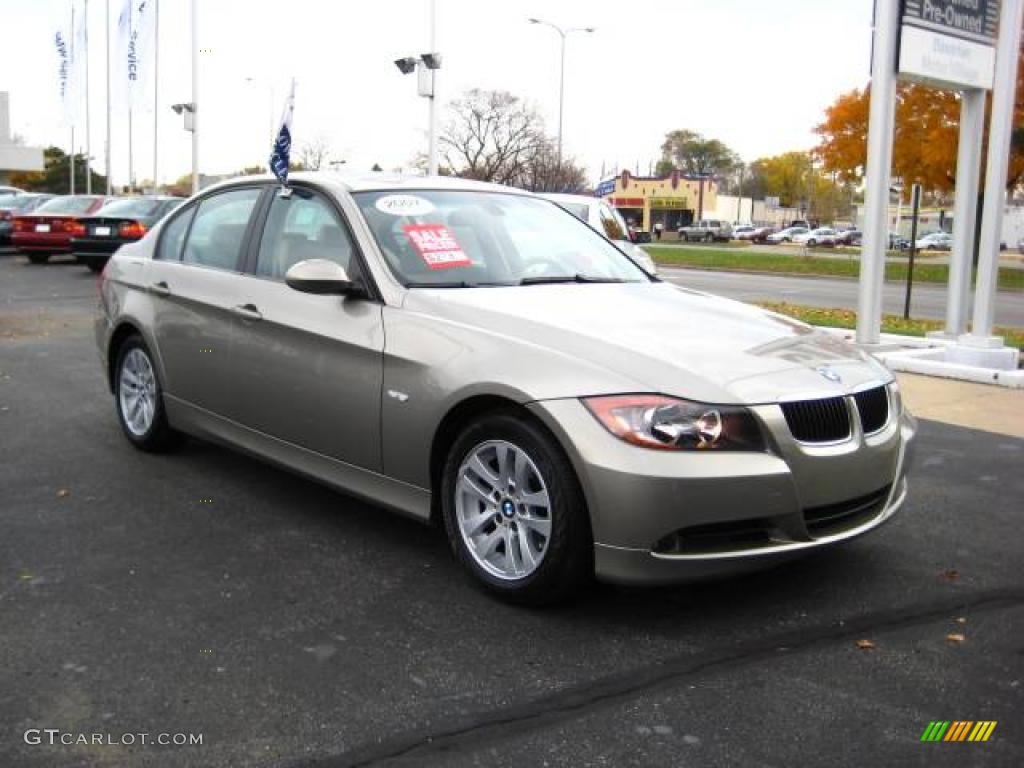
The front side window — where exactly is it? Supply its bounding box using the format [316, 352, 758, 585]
[353, 190, 648, 287]
[255, 188, 354, 280]
[182, 188, 261, 271]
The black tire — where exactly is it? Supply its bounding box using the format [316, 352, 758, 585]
[808, 239, 817, 247]
[440, 410, 592, 605]
[113, 335, 182, 452]
[86, 259, 107, 273]
[26, 253, 49, 265]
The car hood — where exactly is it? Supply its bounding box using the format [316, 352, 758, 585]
[402, 281, 891, 404]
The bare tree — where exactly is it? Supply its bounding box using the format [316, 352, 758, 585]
[515, 142, 588, 193]
[297, 136, 333, 171]
[441, 89, 548, 186]
[441, 88, 590, 192]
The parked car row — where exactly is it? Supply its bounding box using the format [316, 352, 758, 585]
[0, 193, 56, 245]
[2, 193, 184, 271]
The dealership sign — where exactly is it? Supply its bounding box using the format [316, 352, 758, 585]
[898, 0, 999, 89]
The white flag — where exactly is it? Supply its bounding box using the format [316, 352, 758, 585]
[129, 0, 156, 111]
[113, 0, 132, 110]
[54, 25, 72, 126]
[268, 80, 296, 185]
[114, 0, 157, 112]
[59, 0, 87, 128]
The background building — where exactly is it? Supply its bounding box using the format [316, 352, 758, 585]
[596, 170, 718, 233]
[0, 92, 43, 185]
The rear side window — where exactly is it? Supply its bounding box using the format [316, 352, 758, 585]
[157, 207, 195, 261]
[597, 204, 626, 241]
[182, 188, 261, 271]
[255, 188, 355, 280]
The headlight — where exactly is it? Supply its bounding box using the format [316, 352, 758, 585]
[582, 395, 766, 451]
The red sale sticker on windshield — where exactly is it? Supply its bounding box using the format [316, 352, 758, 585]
[402, 224, 473, 270]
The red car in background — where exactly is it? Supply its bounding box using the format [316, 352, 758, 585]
[11, 195, 110, 264]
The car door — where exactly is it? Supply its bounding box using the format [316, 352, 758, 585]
[146, 186, 263, 418]
[227, 185, 385, 471]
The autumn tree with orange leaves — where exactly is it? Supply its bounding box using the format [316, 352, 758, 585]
[815, 51, 1024, 200]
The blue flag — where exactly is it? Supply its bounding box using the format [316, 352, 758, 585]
[269, 80, 295, 185]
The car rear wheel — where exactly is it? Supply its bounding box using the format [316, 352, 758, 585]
[441, 411, 592, 604]
[26, 254, 49, 264]
[114, 335, 181, 452]
[808, 239, 817, 246]
[86, 259, 107, 273]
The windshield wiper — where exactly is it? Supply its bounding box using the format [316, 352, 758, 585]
[519, 274, 629, 286]
[404, 280, 513, 288]
[404, 280, 480, 288]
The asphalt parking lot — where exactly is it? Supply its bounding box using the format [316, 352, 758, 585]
[1, 250, 1022, 767]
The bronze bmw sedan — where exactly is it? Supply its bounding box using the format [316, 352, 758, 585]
[95, 173, 916, 603]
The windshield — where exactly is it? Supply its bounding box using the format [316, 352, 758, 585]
[36, 196, 102, 215]
[95, 198, 164, 218]
[352, 190, 650, 287]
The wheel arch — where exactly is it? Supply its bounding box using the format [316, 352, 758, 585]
[107, 320, 166, 395]
[427, 394, 583, 527]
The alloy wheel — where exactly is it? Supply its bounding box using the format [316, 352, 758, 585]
[455, 440, 552, 581]
[119, 347, 158, 437]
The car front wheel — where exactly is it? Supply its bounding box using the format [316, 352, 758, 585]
[441, 411, 592, 604]
[114, 335, 181, 452]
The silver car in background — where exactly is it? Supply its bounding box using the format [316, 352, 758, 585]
[96, 173, 916, 604]
[540, 192, 657, 275]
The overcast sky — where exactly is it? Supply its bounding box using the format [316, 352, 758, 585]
[1, 0, 874, 186]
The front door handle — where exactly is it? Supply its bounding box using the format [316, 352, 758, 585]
[149, 280, 171, 297]
[232, 303, 263, 321]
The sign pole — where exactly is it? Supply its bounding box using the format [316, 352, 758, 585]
[903, 183, 921, 320]
[968, 0, 1024, 343]
[856, 0, 901, 345]
[942, 89, 985, 336]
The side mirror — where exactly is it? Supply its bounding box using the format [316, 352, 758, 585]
[285, 259, 361, 296]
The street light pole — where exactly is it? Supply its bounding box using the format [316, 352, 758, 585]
[427, 0, 438, 176]
[528, 18, 593, 170]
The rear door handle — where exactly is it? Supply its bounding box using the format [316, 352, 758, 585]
[232, 303, 263, 321]
[148, 281, 171, 297]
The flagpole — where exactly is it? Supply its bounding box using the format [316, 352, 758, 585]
[128, 107, 134, 193]
[84, 0, 92, 194]
[152, 0, 159, 191]
[105, 0, 112, 194]
[190, 0, 198, 194]
[69, 1, 75, 195]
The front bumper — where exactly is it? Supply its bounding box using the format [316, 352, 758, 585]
[528, 396, 916, 586]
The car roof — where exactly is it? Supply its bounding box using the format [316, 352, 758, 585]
[203, 171, 535, 197]
[539, 192, 598, 206]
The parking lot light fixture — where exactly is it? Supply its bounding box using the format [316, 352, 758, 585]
[528, 18, 594, 170]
